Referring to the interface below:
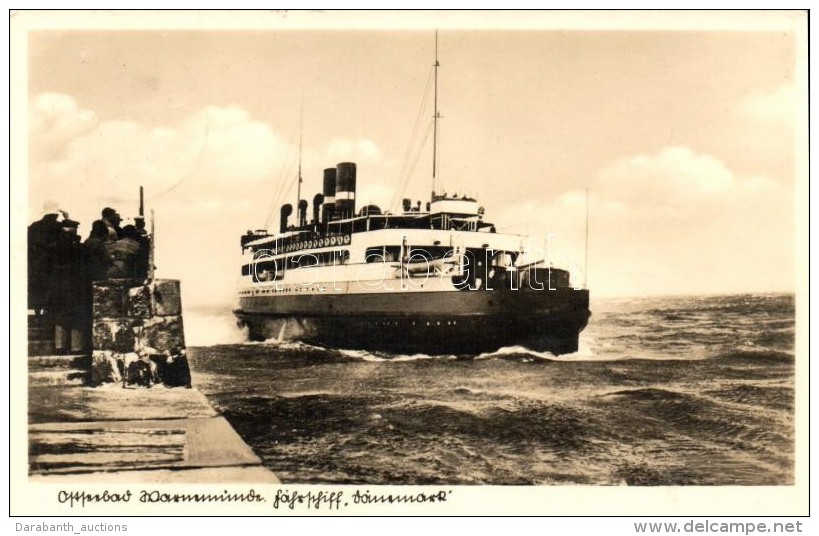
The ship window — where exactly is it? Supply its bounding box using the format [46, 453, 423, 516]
[408, 246, 454, 261]
[365, 246, 400, 263]
[293, 253, 319, 268]
[259, 249, 351, 271]
[490, 251, 519, 268]
[352, 219, 368, 233]
[248, 260, 281, 283]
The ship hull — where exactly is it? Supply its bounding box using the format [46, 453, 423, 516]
[235, 288, 590, 356]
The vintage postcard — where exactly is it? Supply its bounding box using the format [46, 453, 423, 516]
[9, 10, 809, 519]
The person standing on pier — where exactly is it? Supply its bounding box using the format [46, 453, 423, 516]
[106, 224, 143, 279]
[27, 201, 63, 314]
[99, 207, 123, 241]
[82, 220, 113, 281]
[49, 219, 85, 354]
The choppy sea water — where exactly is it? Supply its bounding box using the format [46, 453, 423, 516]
[187, 293, 795, 485]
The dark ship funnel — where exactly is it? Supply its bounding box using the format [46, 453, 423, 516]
[312, 193, 324, 226]
[280, 203, 293, 233]
[298, 199, 308, 227]
[322, 168, 337, 223]
[335, 162, 357, 220]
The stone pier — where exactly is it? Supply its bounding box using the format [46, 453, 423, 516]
[28, 277, 279, 482]
[90, 278, 191, 388]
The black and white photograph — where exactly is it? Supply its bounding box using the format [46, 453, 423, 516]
[10, 9, 808, 517]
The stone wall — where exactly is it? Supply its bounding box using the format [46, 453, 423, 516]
[90, 279, 190, 388]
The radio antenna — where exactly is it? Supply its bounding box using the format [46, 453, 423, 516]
[584, 187, 589, 289]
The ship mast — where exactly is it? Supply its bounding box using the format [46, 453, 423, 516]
[296, 101, 304, 212]
[432, 30, 441, 198]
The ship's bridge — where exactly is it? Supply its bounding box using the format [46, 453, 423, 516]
[428, 194, 482, 232]
[429, 196, 479, 216]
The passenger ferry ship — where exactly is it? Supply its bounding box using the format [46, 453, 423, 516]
[234, 37, 590, 355]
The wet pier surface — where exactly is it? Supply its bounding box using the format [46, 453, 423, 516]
[28, 354, 279, 483]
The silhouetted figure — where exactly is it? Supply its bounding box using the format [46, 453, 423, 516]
[27, 205, 63, 312]
[125, 358, 157, 388]
[82, 220, 113, 281]
[76, 221, 114, 352]
[106, 224, 143, 279]
[133, 217, 151, 280]
[99, 207, 122, 241]
[156, 351, 192, 388]
[134, 216, 147, 236]
[49, 219, 85, 354]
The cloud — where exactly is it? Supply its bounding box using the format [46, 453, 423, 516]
[323, 137, 381, 162]
[28, 92, 385, 305]
[30, 102, 283, 215]
[735, 83, 796, 124]
[29, 93, 98, 162]
[592, 145, 783, 228]
[491, 145, 793, 296]
[600, 146, 735, 202]
[27, 93, 794, 301]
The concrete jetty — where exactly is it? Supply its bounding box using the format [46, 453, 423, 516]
[28, 353, 279, 483]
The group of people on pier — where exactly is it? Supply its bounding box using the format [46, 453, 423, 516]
[27, 203, 151, 354]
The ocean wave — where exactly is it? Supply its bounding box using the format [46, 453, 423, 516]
[185, 292, 795, 365]
[600, 387, 687, 401]
[710, 349, 795, 364]
[335, 348, 459, 362]
[198, 339, 715, 364]
[259, 339, 326, 352]
[703, 384, 794, 412]
[218, 340, 461, 363]
[188, 315, 795, 487]
[475, 346, 557, 362]
[183, 309, 248, 346]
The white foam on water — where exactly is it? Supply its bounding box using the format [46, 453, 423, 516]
[184, 308, 248, 346]
[475, 336, 646, 362]
[259, 339, 325, 352]
[335, 348, 457, 362]
[476, 345, 557, 361]
[475, 336, 604, 362]
[391, 352, 458, 362]
[336, 348, 382, 361]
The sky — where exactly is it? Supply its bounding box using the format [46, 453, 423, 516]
[18, 11, 806, 306]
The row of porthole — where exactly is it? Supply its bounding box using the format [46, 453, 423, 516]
[282, 235, 351, 252]
[371, 320, 460, 327]
[245, 287, 326, 295]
